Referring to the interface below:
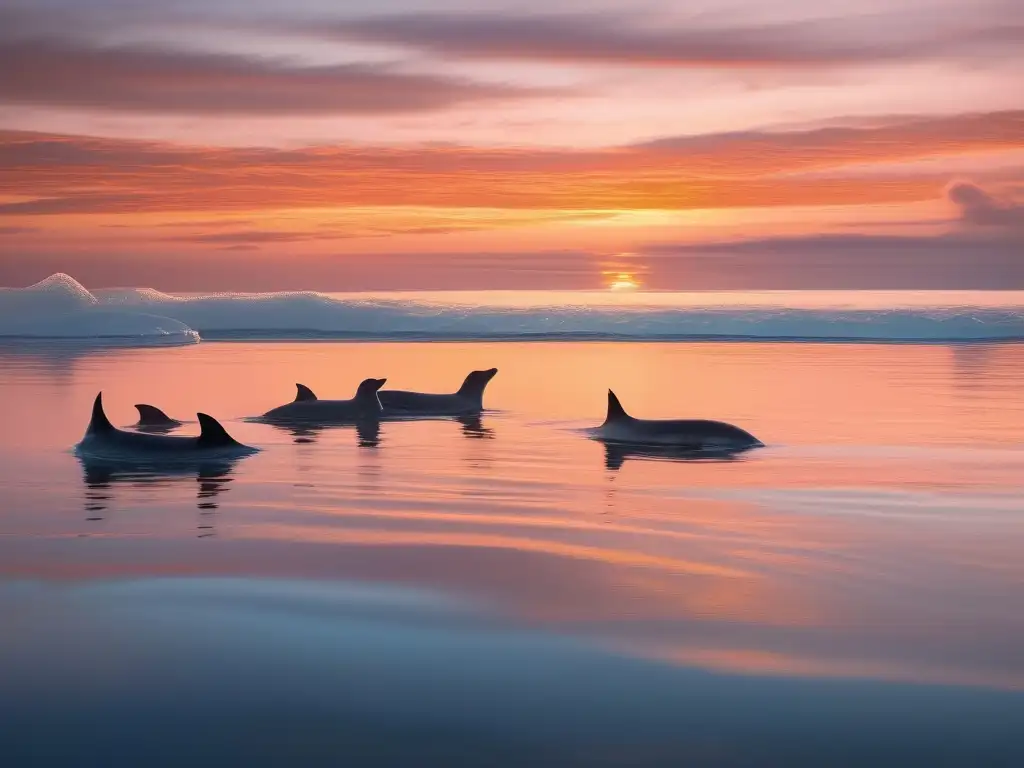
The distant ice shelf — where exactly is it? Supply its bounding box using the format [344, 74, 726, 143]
[2, 274, 1024, 344]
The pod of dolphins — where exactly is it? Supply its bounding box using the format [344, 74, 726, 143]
[75, 366, 764, 463]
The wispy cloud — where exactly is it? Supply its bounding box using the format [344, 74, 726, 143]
[309, 10, 1024, 68]
[166, 230, 344, 245]
[0, 193, 145, 215]
[156, 211, 619, 245]
[0, 248, 600, 291]
[2, 111, 1020, 215]
[635, 181, 1024, 289]
[0, 33, 551, 116]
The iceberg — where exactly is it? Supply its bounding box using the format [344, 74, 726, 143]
[0, 274, 199, 346]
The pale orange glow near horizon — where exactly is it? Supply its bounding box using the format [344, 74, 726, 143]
[608, 273, 639, 291]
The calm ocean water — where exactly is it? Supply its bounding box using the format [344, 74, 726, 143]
[1, 339, 1023, 766]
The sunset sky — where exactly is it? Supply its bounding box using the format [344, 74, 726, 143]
[1, 0, 1022, 290]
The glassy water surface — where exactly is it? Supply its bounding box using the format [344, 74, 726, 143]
[1, 340, 1022, 766]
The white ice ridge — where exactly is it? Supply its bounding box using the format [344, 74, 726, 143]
[4, 274, 1024, 342]
[0, 274, 199, 345]
[94, 285, 1024, 341]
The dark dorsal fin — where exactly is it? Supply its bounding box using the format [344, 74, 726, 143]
[134, 403, 175, 425]
[88, 392, 115, 433]
[196, 413, 241, 447]
[605, 389, 630, 424]
[294, 383, 317, 402]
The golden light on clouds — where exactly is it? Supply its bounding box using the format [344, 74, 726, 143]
[601, 251, 647, 291]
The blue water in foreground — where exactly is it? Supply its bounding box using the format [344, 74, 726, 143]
[1, 339, 1023, 766]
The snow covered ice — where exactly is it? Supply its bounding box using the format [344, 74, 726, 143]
[3, 274, 1024, 343]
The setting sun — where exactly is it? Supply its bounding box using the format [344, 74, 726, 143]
[609, 273, 639, 291]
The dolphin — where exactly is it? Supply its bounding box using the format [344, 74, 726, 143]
[259, 378, 386, 424]
[593, 390, 763, 453]
[379, 368, 498, 416]
[76, 393, 257, 460]
[134, 403, 182, 428]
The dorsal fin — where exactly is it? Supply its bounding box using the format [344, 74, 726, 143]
[604, 389, 630, 424]
[88, 392, 115, 433]
[134, 403, 175, 425]
[294, 383, 317, 402]
[196, 413, 241, 447]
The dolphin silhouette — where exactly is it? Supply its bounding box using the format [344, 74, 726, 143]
[76, 393, 256, 460]
[259, 378, 386, 424]
[593, 390, 763, 453]
[134, 403, 182, 428]
[379, 368, 498, 416]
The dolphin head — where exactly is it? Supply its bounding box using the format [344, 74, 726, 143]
[356, 377, 387, 395]
[354, 377, 387, 412]
[457, 368, 498, 406]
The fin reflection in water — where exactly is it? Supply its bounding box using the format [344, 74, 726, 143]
[600, 441, 744, 472]
[457, 414, 495, 440]
[268, 419, 382, 448]
[78, 456, 240, 535]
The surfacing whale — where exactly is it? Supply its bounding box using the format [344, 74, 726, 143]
[593, 390, 763, 454]
[134, 403, 182, 428]
[259, 378, 386, 424]
[76, 393, 257, 460]
[379, 368, 498, 416]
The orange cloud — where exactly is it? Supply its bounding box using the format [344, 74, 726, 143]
[1, 111, 1020, 217]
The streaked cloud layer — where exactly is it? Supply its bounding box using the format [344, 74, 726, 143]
[0, 37, 550, 116]
[3, 112, 1019, 214]
[0, 0, 1022, 289]
[311, 9, 1024, 67]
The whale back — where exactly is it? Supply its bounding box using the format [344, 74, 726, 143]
[88, 392, 116, 434]
[196, 413, 242, 448]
